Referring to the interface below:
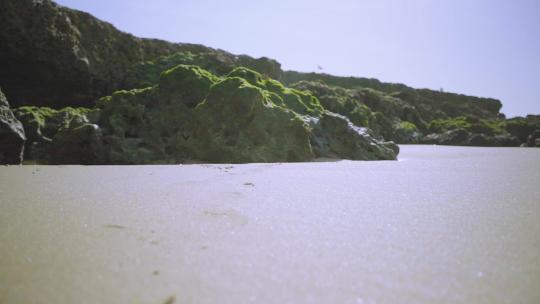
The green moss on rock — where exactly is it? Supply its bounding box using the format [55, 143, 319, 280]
[394, 121, 421, 144]
[13, 105, 94, 160]
[177, 77, 314, 163]
[226, 68, 324, 116]
[158, 65, 221, 107]
[291, 81, 372, 127]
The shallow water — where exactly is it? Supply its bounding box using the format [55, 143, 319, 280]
[1, 145, 539, 303]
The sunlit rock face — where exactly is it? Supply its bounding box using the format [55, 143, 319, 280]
[0, 88, 26, 164]
[310, 112, 399, 160]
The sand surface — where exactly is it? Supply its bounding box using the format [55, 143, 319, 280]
[1, 145, 539, 303]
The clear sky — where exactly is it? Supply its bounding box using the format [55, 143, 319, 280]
[55, 0, 539, 117]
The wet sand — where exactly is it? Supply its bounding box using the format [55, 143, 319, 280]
[1, 145, 539, 303]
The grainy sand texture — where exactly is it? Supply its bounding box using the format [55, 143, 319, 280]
[1, 145, 539, 304]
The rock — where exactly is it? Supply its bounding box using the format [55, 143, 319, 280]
[0, 88, 26, 164]
[157, 65, 221, 108]
[505, 117, 537, 143]
[422, 129, 470, 146]
[97, 66, 316, 164]
[528, 130, 540, 147]
[96, 65, 397, 164]
[47, 123, 103, 164]
[291, 80, 373, 128]
[181, 77, 314, 163]
[310, 112, 399, 160]
[468, 133, 492, 146]
[0, 0, 283, 108]
[226, 68, 324, 116]
[124, 51, 285, 90]
[96, 66, 219, 164]
[13, 106, 94, 160]
[491, 135, 520, 147]
[393, 121, 422, 144]
[283, 71, 502, 121]
[468, 133, 519, 147]
[236, 56, 283, 81]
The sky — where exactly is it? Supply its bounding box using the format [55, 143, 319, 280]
[55, 0, 540, 117]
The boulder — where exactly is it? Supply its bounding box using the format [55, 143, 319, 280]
[528, 130, 540, 147]
[422, 129, 470, 146]
[47, 123, 103, 165]
[310, 112, 398, 160]
[180, 77, 314, 163]
[13, 106, 94, 160]
[96, 66, 219, 164]
[0, 89, 26, 164]
[393, 121, 422, 144]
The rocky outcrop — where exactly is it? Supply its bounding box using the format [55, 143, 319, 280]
[2, 0, 532, 161]
[527, 130, 540, 147]
[290, 81, 425, 143]
[20, 65, 397, 164]
[283, 71, 502, 121]
[96, 65, 395, 163]
[310, 112, 399, 160]
[13, 106, 95, 161]
[421, 129, 520, 147]
[180, 77, 314, 163]
[124, 51, 283, 91]
[422, 129, 471, 146]
[505, 116, 540, 144]
[0, 89, 26, 164]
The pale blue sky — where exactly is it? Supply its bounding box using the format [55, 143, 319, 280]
[56, 0, 539, 117]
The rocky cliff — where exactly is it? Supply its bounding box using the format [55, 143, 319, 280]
[0, 0, 281, 109]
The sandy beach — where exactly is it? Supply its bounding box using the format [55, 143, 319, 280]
[1, 145, 539, 303]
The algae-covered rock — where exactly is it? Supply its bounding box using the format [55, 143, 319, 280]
[96, 65, 220, 164]
[11, 63, 399, 164]
[13, 106, 94, 160]
[310, 112, 399, 160]
[291, 81, 372, 127]
[47, 123, 103, 164]
[158, 65, 221, 108]
[236, 56, 283, 81]
[0, 88, 26, 164]
[283, 70, 502, 121]
[393, 121, 422, 144]
[227, 68, 324, 116]
[422, 129, 471, 146]
[97, 65, 398, 163]
[124, 51, 235, 89]
[290, 80, 426, 143]
[124, 52, 283, 90]
[179, 77, 314, 163]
